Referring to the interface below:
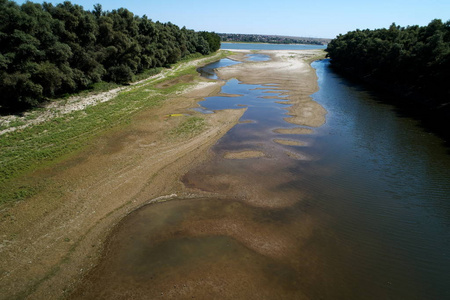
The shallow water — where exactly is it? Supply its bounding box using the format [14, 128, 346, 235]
[196, 58, 240, 79]
[245, 53, 271, 61]
[74, 59, 450, 299]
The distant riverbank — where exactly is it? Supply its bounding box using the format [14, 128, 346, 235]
[221, 42, 327, 50]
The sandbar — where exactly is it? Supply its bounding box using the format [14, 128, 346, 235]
[274, 139, 304, 146]
[224, 150, 266, 159]
[274, 127, 314, 134]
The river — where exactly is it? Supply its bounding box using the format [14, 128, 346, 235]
[302, 60, 450, 298]
[190, 58, 450, 298]
[72, 52, 450, 299]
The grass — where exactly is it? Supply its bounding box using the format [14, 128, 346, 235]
[169, 116, 206, 138]
[0, 87, 162, 205]
[305, 50, 327, 64]
[0, 51, 228, 207]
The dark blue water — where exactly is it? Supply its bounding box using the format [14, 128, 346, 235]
[305, 59, 450, 299]
[221, 42, 327, 50]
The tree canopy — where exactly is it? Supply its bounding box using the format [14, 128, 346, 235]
[326, 20, 450, 124]
[0, 0, 221, 113]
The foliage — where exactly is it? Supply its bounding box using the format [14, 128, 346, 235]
[219, 33, 328, 45]
[199, 31, 221, 52]
[326, 20, 450, 116]
[0, 0, 221, 113]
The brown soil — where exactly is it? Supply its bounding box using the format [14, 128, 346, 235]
[155, 74, 195, 89]
[0, 49, 326, 299]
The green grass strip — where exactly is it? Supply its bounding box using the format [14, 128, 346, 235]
[0, 51, 230, 206]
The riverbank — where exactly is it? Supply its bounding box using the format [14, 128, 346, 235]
[0, 49, 325, 299]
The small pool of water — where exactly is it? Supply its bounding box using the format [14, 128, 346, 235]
[196, 58, 240, 79]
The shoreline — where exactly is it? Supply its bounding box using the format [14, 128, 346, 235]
[221, 41, 326, 46]
[328, 63, 450, 144]
[0, 49, 326, 299]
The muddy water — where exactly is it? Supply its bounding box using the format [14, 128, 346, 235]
[72, 59, 450, 299]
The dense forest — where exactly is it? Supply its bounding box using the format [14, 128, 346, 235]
[326, 19, 450, 136]
[0, 0, 221, 113]
[219, 33, 328, 45]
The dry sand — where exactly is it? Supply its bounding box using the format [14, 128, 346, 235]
[0, 49, 326, 299]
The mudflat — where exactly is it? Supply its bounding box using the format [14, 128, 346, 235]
[0, 49, 325, 299]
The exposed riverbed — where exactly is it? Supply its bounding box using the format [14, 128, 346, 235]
[71, 52, 450, 299]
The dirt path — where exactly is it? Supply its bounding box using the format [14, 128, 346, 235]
[0, 49, 325, 299]
[0, 53, 224, 136]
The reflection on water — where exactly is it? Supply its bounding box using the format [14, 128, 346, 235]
[196, 58, 240, 79]
[73, 59, 450, 299]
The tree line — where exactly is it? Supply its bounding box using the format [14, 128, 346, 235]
[0, 0, 221, 113]
[219, 33, 327, 45]
[326, 19, 450, 135]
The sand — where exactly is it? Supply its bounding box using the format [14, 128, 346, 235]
[0, 49, 326, 299]
[273, 139, 305, 146]
[274, 127, 314, 135]
[224, 150, 266, 159]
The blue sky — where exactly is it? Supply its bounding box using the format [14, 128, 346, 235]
[16, 0, 450, 38]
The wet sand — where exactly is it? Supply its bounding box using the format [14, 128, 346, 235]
[274, 139, 305, 146]
[0, 49, 326, 299]
[274, 127, 314, 135]
[70, 198, 316, 299]
[223, 150, 266, 159]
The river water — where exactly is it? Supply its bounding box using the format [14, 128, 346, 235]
[74, 56, 450, 299]
[297, 60, 450, 298]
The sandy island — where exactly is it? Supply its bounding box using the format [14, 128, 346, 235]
[274, 139, 305, 146]
[224, 150, 266, 159]
[0, 49, 326, 299]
